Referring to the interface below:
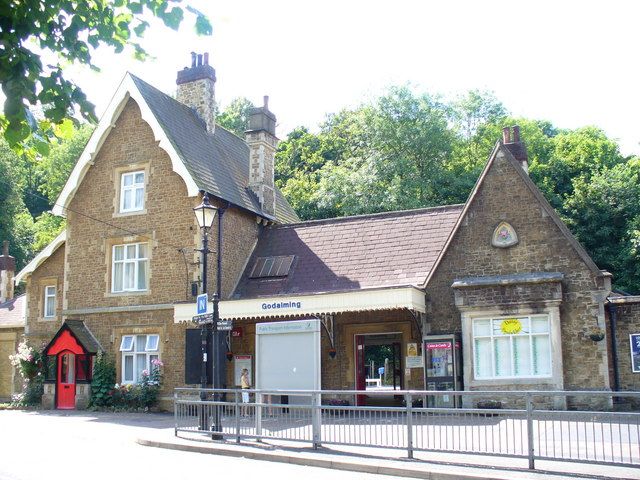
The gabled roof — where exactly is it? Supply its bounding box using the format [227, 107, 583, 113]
[14, 230, 66, 285]
[422, 142, 603, 287]
[0, 294, 25, 328]
[233, 205, 464, 299]
[43, 320, 102, 355]
[53, 73, 298, 224]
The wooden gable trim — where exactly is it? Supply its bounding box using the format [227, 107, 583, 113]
[14, 230, 66, 285]
[52, 73, 200, 217]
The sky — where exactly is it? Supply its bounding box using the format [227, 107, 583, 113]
[62, 0, 640, 155]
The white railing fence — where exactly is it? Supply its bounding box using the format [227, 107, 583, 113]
[174, 388, 640, 470]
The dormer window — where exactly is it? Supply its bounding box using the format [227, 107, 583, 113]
[120, 171, 145, 213]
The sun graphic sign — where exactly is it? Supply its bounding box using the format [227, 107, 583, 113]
[500, 318, 522, 335]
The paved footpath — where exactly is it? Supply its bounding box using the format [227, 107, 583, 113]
[1, 410, 638, 480]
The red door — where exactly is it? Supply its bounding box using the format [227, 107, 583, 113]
[57, 351, 76, 409]
[355, 335, 366, 406]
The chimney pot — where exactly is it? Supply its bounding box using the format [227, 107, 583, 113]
[204, 52, 209, 65]
[190, 52, 197, 68]
[502, 127, 511, 144]
[512, 125, 520, 142]
[263, 95, 269, 109]
[0, 240, 15, 303]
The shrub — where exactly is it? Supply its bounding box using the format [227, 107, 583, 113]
[9, 341, 44, 406]
[90, 352, 116, 407]
[90, 356, 164, 411]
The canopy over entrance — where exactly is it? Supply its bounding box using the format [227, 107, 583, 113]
[174, 286, 426, 323]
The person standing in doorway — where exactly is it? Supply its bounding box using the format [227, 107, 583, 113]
[240, 368, 251, 416]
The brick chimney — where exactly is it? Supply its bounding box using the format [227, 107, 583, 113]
[245, 96, 277, 217]
[502, 125, 528, 173]
[0, 241, 15, 303]
[176, 52, 217, 134]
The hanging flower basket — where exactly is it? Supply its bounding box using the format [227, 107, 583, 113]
[589, 328, 605, 342]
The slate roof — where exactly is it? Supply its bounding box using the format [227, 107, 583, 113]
[233, 205, 464, 298]
[130, 75, 299, 224]
[43, 320, 102, 355]
[0, 294, 25, 328]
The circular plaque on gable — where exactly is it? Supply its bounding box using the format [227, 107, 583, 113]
[492, 222, 518, 248]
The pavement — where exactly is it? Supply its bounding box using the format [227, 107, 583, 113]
[136, 427, 640, 480]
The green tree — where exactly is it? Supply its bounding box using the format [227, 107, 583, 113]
[564, 160, 640, 292]
[216, 97, 254, 137]
[0, 140, 34, 268]
[38, 123, 94, 203]
[0, 0, 212, 149]
[317, 86, 457, 215]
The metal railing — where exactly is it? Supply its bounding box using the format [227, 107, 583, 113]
[174, 388, 640, 470]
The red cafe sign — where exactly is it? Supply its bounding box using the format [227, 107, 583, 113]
[426, 342, 451, 350]
[231, 327, 243, 338]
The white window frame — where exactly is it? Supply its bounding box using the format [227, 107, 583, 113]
[472, 315, 552, 380]
[120, 334, 160, 384]
[111, 243, 148, 293]
[44, 285, 56, 318]
[119, 170, 145, 213]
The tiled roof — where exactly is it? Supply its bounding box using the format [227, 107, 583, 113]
[64, 320, 102, 354]
[233, 205, 464, 298]
[43, 320, 102, 355]
[130, 75, 299, 224]
[0, 294, 25, 328]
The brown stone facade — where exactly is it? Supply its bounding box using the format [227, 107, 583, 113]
[0, 327, 23, 401]
[610, 303, 640, 392]
[25, 244, 65, 341]
[25, 98, 261, 408]
[426, 150, 611, 396]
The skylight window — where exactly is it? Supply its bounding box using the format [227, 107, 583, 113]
[250, 255, 295, 278]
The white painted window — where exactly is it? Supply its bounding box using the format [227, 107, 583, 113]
[119, 171, 145, 213]
[472, 315, 551, 379]
[120, 334, 160, 384]
[44, 285, 56, 318]
[112, 243, 148, 293]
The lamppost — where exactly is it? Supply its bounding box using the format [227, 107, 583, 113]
[193, 194, 217, 432]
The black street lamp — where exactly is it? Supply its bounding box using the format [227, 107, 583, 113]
[193, 194, 217, 432]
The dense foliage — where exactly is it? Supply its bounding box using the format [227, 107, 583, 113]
[0, 0, 211, 152]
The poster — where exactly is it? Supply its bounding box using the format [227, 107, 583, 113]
[407, 342, 418, 356]
[405, 356, 423, 369]
[630, 334, 640, 373]
[234, 355, 252, 386]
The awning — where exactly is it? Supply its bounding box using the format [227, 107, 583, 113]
[174, 286, 426, 323]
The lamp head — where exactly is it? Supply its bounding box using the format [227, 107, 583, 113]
[193, 193, 218, 229]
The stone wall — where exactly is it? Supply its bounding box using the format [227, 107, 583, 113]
[426, 150, 611, 395]
[0, 327, 23, 401]
[25, 244, 65, 343]
[612, 302, 640, 392]
[25, 98, 261, 408]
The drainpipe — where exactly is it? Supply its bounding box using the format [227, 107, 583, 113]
[606, 303, 621, 393]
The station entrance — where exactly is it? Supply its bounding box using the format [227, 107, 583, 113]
[355, 332, 403, 406]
